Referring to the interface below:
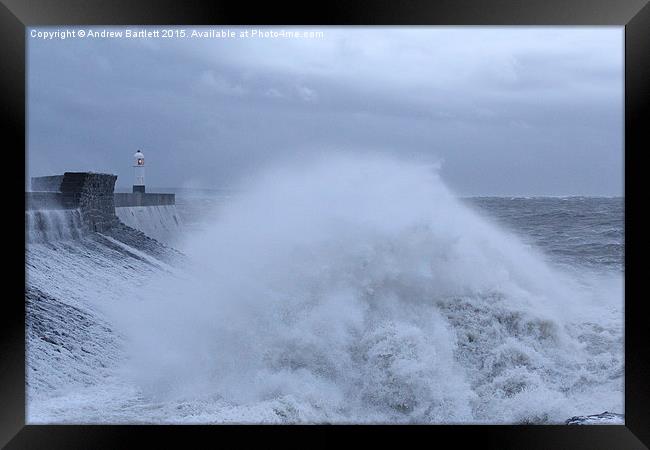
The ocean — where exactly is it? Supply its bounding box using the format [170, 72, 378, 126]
[467, 197, 623, 273]
[25, 158, 624, 424]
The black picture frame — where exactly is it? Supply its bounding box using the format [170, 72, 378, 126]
[2, 0, 648, 447]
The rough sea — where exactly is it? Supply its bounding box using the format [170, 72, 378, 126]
[26, 157, 624, 424]
[467, 197, 623, 273]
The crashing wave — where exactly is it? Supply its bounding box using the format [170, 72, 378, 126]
[26, 155, 623, 424]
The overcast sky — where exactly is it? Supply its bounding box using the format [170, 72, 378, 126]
[27, 27, 623, 196]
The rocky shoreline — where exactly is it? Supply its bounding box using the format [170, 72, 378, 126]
[566, 411, 624, 425]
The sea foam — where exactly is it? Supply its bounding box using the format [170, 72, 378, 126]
[108, 155, 622, 423]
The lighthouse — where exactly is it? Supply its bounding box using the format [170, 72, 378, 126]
[133, 149, 145, 193]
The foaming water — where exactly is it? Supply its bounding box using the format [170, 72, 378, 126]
[26, 209, 85, 243]
[108, 156, 622, 423]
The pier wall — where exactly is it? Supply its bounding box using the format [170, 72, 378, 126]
[30, 175, 64, 192]
[114, 193, 175, 207]
[29, 173, 176, 239]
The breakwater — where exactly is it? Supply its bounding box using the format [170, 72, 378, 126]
[27, 172, 180, 244]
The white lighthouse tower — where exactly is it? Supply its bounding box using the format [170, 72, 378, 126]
[133, 149, 145, 193]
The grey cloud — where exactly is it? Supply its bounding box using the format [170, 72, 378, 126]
[27, 27, 623, 196]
